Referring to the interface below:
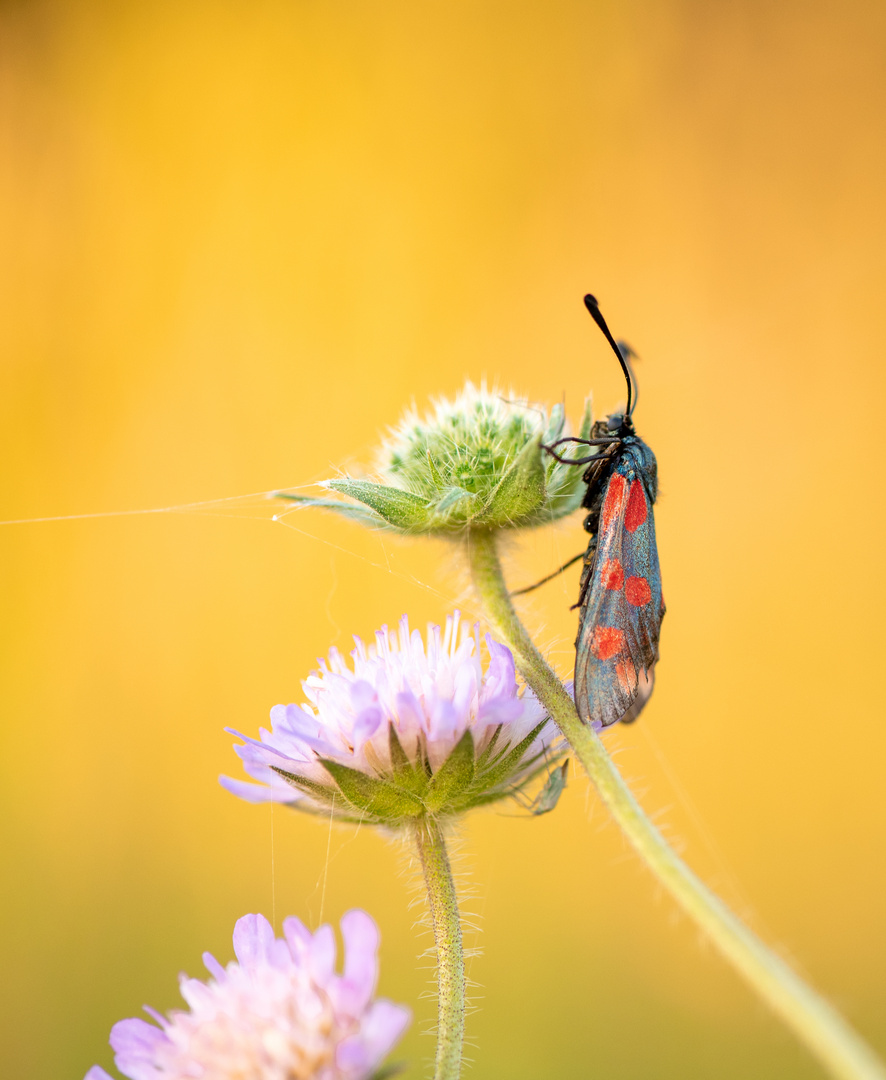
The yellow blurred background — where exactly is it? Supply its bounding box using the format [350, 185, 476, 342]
[2, 1, 885, 1077]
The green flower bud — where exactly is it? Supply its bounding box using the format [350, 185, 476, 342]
[276, 382, 592, 534]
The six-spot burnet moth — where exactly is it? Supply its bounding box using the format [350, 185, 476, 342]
[543, 295, 665, 728]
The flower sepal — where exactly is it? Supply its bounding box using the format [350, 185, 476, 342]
[322, 479, 431, 531]
[424, 729, 475, 812]
[268, 719, 561, 825]
[271, 492, 385, 528]
[267, 767, 367, 823]
[318, 758, 426, 823]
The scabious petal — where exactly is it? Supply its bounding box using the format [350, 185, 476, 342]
[357, 999, 413, 1063]
[232, 912, 276, 967]
[282, 914, 312, 956]
[177, 974, 216, 1012]
[218, 774, 290, 803]
[88, 911, 408, 1080]
[336, 1034, 374, 1075]
[307, 923, 337, 985]
[351, 706, 383, 752]
[202, 952, 226, 982]
[336, 998, 410, 1077]
[477, 697, 524, 728]
[337, 909, 380, 1014]
[483, 636, 518, 698]
[223, 612, 562, 822]
[109, 1017, 173, 1079]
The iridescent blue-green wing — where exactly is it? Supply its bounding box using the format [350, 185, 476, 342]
[574, 469, 664, 727]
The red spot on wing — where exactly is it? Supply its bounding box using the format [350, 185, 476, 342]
[590, 626, 624, 660]
[625, 576, 652, 606]
[624, 481, 648, 533]
[601, 474, 627, 531]
[600, 559, 624, 590]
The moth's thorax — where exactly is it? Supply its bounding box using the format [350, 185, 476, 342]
[584, 415, 658, 504]
[615, 435, 658, 503]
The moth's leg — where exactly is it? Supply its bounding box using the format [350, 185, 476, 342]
[511, 551, 585, 597]
[542, 436, 620, 466]
[546, 436, 620, 449]
[542, 447, 597, 466]
[571, 539, 598, 611]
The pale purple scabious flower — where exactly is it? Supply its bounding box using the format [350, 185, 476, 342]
[221, 613, 559, 823]
[85, 909, 409, 1080]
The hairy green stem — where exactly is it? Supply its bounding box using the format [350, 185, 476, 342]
[413, 817, 465, 1080]
[468, 527, 885, 1080]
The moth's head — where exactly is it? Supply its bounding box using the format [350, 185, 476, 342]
[605, 410, 634, 437]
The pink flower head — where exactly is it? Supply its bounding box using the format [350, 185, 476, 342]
[85, 910, 409, 1080]
[221, 613, 559, 823]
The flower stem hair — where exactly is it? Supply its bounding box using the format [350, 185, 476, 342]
[413, 818, 465, 1080]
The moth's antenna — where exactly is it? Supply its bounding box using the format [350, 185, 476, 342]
[616, 340, 640, 416]
[583, 293, 635, 418]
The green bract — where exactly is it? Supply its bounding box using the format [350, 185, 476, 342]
[276, 383, 592, 533]
[271, 722, 565, 827]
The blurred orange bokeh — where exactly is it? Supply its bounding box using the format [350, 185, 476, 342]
[2, 2, 885, 1077]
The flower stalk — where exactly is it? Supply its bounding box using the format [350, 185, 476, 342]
[413, 818, 465, 1080]
[467, 527, 886, 1080]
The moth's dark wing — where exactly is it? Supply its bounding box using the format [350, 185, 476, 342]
[620, 476, 664, 676]
[574, 504, 635, 727]
[574, 473, 665, 727]
[618, 667, 656, 724]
